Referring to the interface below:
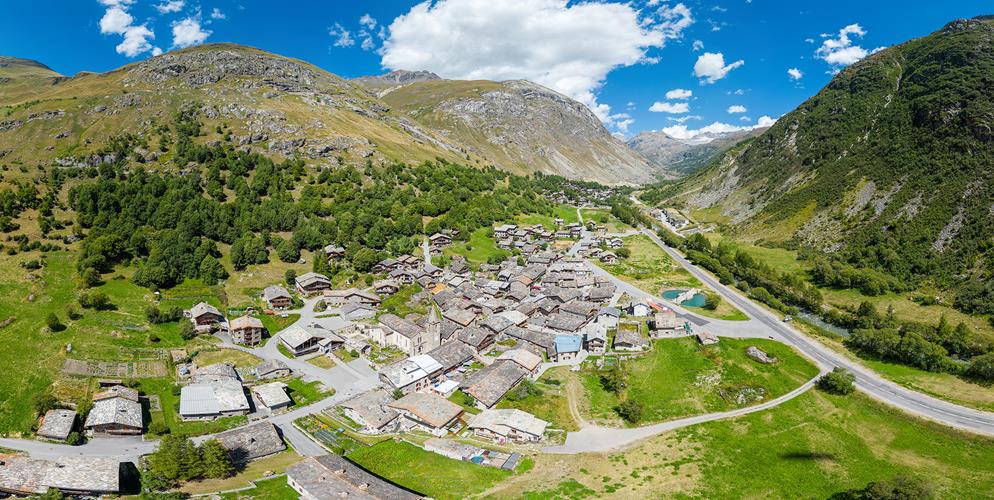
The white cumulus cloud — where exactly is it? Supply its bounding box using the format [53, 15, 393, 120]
[210, 8, 226, 20]
[787, 67, 803, 80]
[665, 88, 692, 100]
[727, 105, 746, 114]
[662, 115, 776, 140]
[171, 17, 211, 48]
[649, 101, 690, 113]
[694, 52, 744, 84]
[815, 23, 883, 70]
[692, 39, 704, 51]
[154, 0, 184, 14]
[379, 0, 690, 131]
[97, 0, 160, 57]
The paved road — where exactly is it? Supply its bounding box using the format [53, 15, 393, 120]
[638, 227, 994, 436]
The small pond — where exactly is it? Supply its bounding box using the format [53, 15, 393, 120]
[662, 289, 708, 308]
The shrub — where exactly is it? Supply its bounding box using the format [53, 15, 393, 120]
[816, 368, 856, 395]
[617, 399, 644, 423]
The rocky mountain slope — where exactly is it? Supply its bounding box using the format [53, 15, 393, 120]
[627, 127, 766, 177]
[0, 44, 655, 185]
[661, 16, 994, 291]
[374, 77, 661, 184]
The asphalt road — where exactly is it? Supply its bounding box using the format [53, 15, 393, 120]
[639, 227, 994, 436]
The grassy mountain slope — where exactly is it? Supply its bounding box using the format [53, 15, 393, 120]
[1, 44, 653, 185]
[661, 17, 994, 296]
[0, 44, 467, 176]
[378, 78, 661, 185]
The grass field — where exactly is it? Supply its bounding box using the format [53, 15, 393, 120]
[516, 205, 579, 227]
[286, 378, 334, 408]
[0, 251, 213, 434]
[218, 475, 300, 499]
[378, 284, 426, 318]
[581, 208, 632, 233]
[684, 300, 749, 321]
[307, 355, 335, 369]
[443, 227, 510, 268]
[600, 234, 701, 295]
[346, 440, 513, 499]
[497, 367, 578, 431]
[487, 390, 994, 498]
[180, 451, 301, 494]
[258, 313, 298, 336]
[580, 338, 818, 426]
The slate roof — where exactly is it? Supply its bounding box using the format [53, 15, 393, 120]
[387, 392, 463, 428]
[457, 326, 494, 349]
[286, 454, 421, 500]
[426, 341, 475, 372]
[190, 301, 223, 319]
[262, 285, 292, 301]
[214, 421, 286, 462]
[496, 349, 542, 372]
[230, 315, 264, 331]
[37, 409, 76, 440]
[379, 314, 422, 339]
[461, 361, 529, 408]
[340, 390, 399, 430]
[468, 409, 549, 438]
[0, 456, 120, 495]
[84, 390, 142, 430]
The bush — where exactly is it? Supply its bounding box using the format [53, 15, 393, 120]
[830, 474, 933, 500]
[145, 305, 184, 324]
[148, 420, 170, 435]
[284, 269, 297, 286]
[816, 368, 856, 395]
[179, 321, 197, 340]
[615, 247, 631, 259]
[66, 431, 85, 446]
[966, 352, 994, 383]
[45, 313, 63, 332]
[617, 398, 644, 423]
[64, 304, 82, 320]
[78, 291, 112, 310]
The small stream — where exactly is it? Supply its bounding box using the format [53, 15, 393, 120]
[796, 311, 851, 338]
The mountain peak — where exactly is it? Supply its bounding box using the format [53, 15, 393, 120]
[0, 56, 61, 78]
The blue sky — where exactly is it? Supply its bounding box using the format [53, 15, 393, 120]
[2, 1, 991, 137]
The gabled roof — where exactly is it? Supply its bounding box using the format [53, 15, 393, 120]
[215, 421, 286, 462]
[190, 301, 223, 319]
[287, 455, 421, 500]
[262, 285, 291, 301]
[468, 408, 549, 437]
[387, 392, 463, 428]
[462, 361, 529, 408]
[554, 335, 583, 353]
[496, 349, 542, 371]
[379, 313, 422, 339]
[230, 315, 264, 331]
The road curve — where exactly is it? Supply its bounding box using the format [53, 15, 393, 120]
[640, 228, 994, 437]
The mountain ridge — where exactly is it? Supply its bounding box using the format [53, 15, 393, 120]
[0, 43, 657, 185]
[655, 16, 994, 306]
